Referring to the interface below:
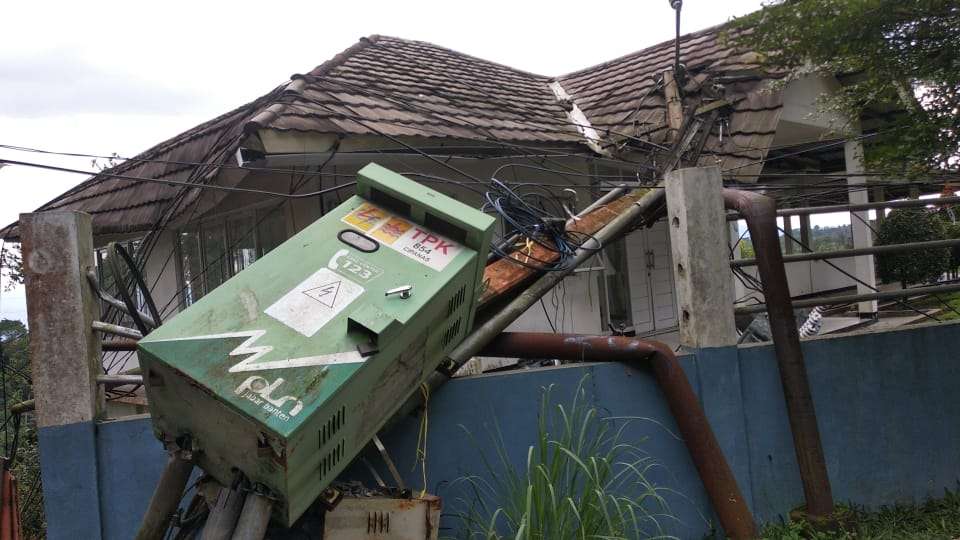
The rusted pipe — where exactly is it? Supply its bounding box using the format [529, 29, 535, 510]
[479, 332, 758, 539]
[722, 188, 834, 517]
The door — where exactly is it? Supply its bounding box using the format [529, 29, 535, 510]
[623, 220, 679, 334]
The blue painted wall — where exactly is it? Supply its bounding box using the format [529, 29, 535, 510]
[37, 321, 960, 539]
[38, 422, 101, 540]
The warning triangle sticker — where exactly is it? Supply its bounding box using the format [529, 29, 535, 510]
[302, 281, 341, 308]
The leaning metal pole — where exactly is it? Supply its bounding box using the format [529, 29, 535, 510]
[723, 188, 835, 518]
[134, 451, 194, 540]
[452, 187, 665, 367]
[479, 332, 758, 539]
[229, 492, 273, 540]
[201, 486, 246, 540]
[395, 185, 668, 412]
[387, 187, 665, 439]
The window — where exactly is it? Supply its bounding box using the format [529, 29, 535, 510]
[599, 237, 633, 332]
[177, 204, 287, 306]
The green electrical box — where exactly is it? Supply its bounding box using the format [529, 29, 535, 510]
[138, 163, 494, 525]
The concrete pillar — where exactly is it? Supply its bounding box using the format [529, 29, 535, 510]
[799, 213, 812, 252]
[784, 214, 796, 254]
[20, 211, 104, 539]
[844, 140, 878, 315]
[666, 166, 737, 348]
[873, 186, 886, 227]
[730, 222, 748, 304]
[21, 211, 102, 427]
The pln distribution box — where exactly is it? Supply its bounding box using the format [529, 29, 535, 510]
[138, 163, 494, 525]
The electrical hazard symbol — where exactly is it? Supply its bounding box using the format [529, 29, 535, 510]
[265, 268, 364, 337]
[302, 281, 341, 308]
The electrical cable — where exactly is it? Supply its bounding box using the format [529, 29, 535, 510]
[483, 177, 602, 272]
[775, 226, 941, 323]
[0, 158, 359, 200]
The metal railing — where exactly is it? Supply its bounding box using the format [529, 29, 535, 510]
[730, 194, 960, 315]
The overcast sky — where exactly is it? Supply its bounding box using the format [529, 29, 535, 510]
[0, 0, 770, 321]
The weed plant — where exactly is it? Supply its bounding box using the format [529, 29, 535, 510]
[449, 375, 680, 539]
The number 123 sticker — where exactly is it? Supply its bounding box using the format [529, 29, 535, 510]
[328, 249, 383, 283]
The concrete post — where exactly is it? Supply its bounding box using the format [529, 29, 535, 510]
[799, 213, 812, 252]
[730, 222, 749, 304]
[666, 166, 737, 348]
[21, 211, 102, 426]
[20, 210, 104, 539]
[873, 186, 886, 227]
[844, 140, 879, 316]
[784, 214, 795, 255]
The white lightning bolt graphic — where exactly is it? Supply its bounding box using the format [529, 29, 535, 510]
[149, 330, 364, 372]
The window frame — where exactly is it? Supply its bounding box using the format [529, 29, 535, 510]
[175, 201, 289, 308]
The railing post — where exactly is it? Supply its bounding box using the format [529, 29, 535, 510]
[844, 138, 878, 316]
[665, 166, 737, 347]
[20, 210, 104, 539]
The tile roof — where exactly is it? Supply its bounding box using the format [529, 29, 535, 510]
[2, 88, 294, 240]
[5, 24, 785, 238]
[556, 24, 784, 175]
[248, 35, 580, 143]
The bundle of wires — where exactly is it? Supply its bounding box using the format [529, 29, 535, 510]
[483, 177, 601, 271]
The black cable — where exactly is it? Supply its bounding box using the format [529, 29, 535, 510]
[776, 226, 940, 323]
[0, 158, 360, 201]
[0, 142, 641, 178]
[722, 129, 888, 173]
[483, 178, 602, 272]
[539, 298, 558, 333]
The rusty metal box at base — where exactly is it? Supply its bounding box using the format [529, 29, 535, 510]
[323, 495, 441, 539]
[138, 163, 494, 525]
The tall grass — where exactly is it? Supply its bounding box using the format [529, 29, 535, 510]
[450, 375, 679, 540]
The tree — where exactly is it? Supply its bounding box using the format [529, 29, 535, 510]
[876, 209, 950, 287]
[732, 1, 960, 176]
[0, 244, 22, 291]
[0, 319, 45, 538]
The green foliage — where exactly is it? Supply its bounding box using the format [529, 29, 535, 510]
[0, 243, 23, 292]
[876, 208, 950, 286]
[940, 217, 960, 270]
[0, 319, 45, 538]
[739, 224, 853, 258]
[809, 224, 854, 252]
[450, 376, 682, 539]
[763, 490, 960, 539]
[732, 1, 960, 175]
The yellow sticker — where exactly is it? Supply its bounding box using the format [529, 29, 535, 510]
[342, 203, 388, 231]
[371, 217, 413, 245]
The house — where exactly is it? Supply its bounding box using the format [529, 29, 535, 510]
[4, 23, 893, 362]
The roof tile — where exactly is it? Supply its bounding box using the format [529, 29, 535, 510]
[5, 23, 787, 238]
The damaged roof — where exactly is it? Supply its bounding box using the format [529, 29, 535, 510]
[4, 24, 784, 238]
[557, 25, 783, 171]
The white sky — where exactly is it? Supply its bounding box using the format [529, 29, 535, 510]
[0, 0, 769, 321]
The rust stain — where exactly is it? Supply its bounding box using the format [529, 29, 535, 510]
[479, 190, 646, 306]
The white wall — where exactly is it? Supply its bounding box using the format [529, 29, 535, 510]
[735, 257, 860, 304]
